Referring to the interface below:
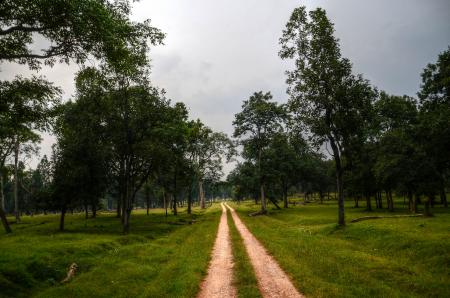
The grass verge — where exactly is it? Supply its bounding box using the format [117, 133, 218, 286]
[230, 200, 450, 298]
[0, 205, 221, 298]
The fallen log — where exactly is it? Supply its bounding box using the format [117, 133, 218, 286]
[350, 214, 424, 223]
[249, 210, 267, 217]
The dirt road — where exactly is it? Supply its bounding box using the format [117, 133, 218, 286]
[225, 203, 304, 298]
[197, 203, 237, 298]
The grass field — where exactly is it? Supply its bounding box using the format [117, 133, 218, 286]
[1, 199, 449, 298]
[229, 199, 450, 298]
[0, 206, 221, 298]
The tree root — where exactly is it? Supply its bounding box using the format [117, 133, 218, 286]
[350, 214, 424, 223]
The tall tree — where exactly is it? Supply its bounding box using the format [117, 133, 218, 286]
[0, 76, 60, 226]
[187, 120, 231, 210]
[279, 7, 377, 225]
[233, 91, 286, 214]
[418, 47, 450, 207]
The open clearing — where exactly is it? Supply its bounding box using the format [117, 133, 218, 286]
[1, 200, 449, 298]
[230, 200, 450, 298]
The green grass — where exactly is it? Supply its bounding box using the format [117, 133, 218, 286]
[230, 199, 450, 298]
[227, 210, 261, 298]
[0, 206, 221, 298]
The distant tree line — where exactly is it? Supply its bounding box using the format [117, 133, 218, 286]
[228, 6, 449, 224]
[0, 0, 232, 234]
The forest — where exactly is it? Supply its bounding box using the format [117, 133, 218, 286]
[1, 1, 449, 298]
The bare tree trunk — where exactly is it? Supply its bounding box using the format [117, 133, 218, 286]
[336, 169, 345, 225]
[440, 187, 448, 208]
[413, 194, 420, 214]
[0, 174, 5, 211]
[388, 190, 394, 212]
[163, 189, 167, 217]
[187, 185, 193, 214]
[146, 187, 150, 216]
[0, 171, 11, 233]
[85, 203, 89, 219]
[117, 194, 122, 218]
[424, 196, 433, 217]
[13, 140, 20, 222]
[260, 184, 266, 213]
[408, 191, 414, 212]
[122, 178, 133, 233]
[366, 194, 372, 211]
[123, 208, 131, 234]
[328, 134, 345, 225]
[283, 185, 288, 208]
[173, 193, 178, 216]
[258, 148, 267, 213]
[92, 203, 97, 218]
[0, 204, 11, 233]
[59, 205, 67, 231]
[121, 191, 126, 224]
[199, 180, 205, 209]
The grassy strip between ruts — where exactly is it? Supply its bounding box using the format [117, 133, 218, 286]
[227, 209, 262, 298]
[0, 205, 221, 298]
[230, 200, 450, 298]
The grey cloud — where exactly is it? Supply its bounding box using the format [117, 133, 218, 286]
[2, 0, 449, 173]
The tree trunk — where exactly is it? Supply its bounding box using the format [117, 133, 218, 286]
[92, 204, 97, 218]
[59, 205, 67, 231]
[258, 148, 266, 213]
[117, 190, 122, 218]
[0, 174, 5, 211]
[121, 193, 126, 224]
[440, 187, 448, 208]
[123, 208, 131, 234]
[13, 140, 20, 223]
[187, 186, 193, 214]
[366, 194, 372, 211]
[283, 185, 288, 208]
[319, 191, 324, 204]
[408, 191, 414, 212]
[146, 188, 150, 216]
[388, 190, 394, 212]
[163, 189, 167, 217]
[0, 204, 11, 233]
[413, 194, 420, 214]
[354, 196, 359, 208]
[424, 196, 433, 217]
[199, 180, 205, 209]
[85, 203, 89, 219]
[329, 135, 345, 225]
[173, 193, 178, 216]
[0, 169, 10, 235]
[260, 184, 266, 213]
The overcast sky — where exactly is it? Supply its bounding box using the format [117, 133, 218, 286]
[1, 0, 449, 173]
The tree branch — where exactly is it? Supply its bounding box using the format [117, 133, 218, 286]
[0, 25, 46, 35]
